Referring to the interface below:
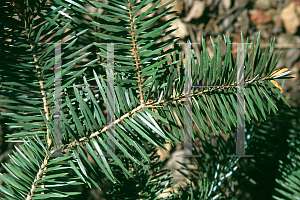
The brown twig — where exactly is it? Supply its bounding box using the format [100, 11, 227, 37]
[24, 2, 50, 199]
[26, 155, 50, 200]
[129, 1, 144, 105]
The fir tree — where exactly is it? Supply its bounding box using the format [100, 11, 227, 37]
[0, 0, 292, 199]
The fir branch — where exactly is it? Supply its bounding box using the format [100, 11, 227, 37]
[25, 154, 50, 200]
[128, 1, 144, 105]
[27, 29, 51, 148]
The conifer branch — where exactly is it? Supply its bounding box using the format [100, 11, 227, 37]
[128, 1, 144, 105]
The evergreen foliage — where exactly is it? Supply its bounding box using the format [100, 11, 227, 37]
[0, 0, 293, 199]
